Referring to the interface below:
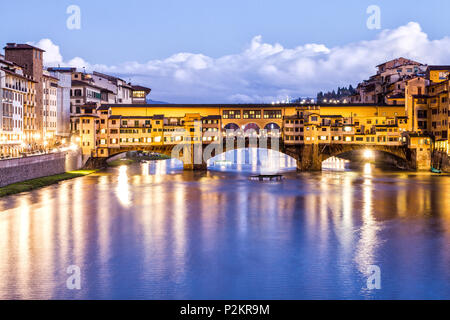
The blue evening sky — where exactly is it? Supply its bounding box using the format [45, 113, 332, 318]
[0, 0, 447, 65]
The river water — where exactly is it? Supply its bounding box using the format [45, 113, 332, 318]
[0, 149, 449, 300]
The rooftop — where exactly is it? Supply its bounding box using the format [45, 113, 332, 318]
[101, 103, 394, 109]
[4, 43, 45, 52]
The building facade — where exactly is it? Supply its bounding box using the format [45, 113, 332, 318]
[0, 56, 37, 157]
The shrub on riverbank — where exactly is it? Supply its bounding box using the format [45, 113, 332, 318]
[0, 170, 96, 197]
[107, 154, 171, 167]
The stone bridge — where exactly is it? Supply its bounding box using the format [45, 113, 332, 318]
[86, 138, 419, 171]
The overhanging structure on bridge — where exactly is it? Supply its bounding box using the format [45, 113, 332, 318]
[77, 103, 433, 171]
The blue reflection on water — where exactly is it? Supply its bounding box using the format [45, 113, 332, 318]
[0, 151, 450, 300]
[208, 148, 297, 174]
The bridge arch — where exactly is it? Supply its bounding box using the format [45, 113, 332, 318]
[264, 122, 281, 132]
[243, 123, 260, 133]
[224, 123, 240, 131]
[320, 144, 411, 169]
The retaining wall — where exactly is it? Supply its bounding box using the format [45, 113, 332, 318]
[0, 150, 82, 187]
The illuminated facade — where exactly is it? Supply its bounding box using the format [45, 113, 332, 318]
[78, 103, 410, 158]
[0, 57, 37, 157]
[405, 66, 450, 155]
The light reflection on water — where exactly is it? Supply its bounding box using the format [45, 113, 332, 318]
[208, 148, 297, 174]
[0, 150, 450, 299]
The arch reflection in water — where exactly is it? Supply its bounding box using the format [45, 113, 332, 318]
[322, 156, 350, 171]
[140, 158, 184, 176]
[207, 148, 297, 174]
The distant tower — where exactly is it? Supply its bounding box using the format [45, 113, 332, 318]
[4, 43, 45, 135]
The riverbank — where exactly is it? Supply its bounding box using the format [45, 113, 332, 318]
[0, 170, 97, 198]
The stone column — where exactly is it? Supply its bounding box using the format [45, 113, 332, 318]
[182, 143, 207, 171]
[296, 144, 322, 171]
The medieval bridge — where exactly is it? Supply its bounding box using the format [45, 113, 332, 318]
[98, 137, 416, 171]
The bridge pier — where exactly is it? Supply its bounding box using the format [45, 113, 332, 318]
[181, 143, 208, 171]
[295, 144, 323, 171]
[183, 163, 207, 171]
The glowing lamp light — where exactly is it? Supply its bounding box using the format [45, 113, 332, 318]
[363, 149, 374, 159]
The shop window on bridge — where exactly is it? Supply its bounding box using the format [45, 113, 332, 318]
[243, 110, 261, 119]
[264, 110, 282, 119]
[223, 110, 241, 119]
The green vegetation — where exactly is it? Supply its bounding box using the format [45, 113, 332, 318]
[316, 85, 357, 103]
[0, 170, 97, 198]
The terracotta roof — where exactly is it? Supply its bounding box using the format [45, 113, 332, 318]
[427, 66, 450, 70]
[4, 43, 45, 52]
[132, 85, 152, 93]
[202, 115, 221, 120]
[72, 80, 104, 91]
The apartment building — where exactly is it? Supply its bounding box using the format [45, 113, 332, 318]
[47, 67, 73, 139]
[132, 85, 152, 104]
[0, 59, 27, 157]
[4, 43, 44, 137]
[42, 71, 59, 142]
[350, 58, 426, 105]
[404, 67, 450, 154]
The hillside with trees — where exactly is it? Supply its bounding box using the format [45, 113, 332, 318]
[316, 85, 357, 103]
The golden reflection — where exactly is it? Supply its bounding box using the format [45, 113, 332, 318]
[1, 154, 450, 299]
[363, 163, 373, 176]
[141, 162, 149, 176]
[355, 172, 379, 278]
[72, 177, 85, 275]
[17, 196, 32, 298]
[35, 188, 55, 296]
[172, 184, 187, 281]
[97, 176, 112, 295]
[116, 165, 131, 208]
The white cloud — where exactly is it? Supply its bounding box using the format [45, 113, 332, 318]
[31, 22, 450, 103]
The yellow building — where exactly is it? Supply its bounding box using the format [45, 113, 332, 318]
[77, 103, 408, 159]
[404, 74, 450, 155]
[426, 66, 450, 84]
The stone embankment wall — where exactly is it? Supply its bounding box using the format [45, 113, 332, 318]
[0, 150, 82, 187]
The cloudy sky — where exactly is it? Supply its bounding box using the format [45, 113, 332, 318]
[1, 0, 449, 103]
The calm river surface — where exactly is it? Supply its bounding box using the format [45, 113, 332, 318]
[0, 150, 449, 300]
